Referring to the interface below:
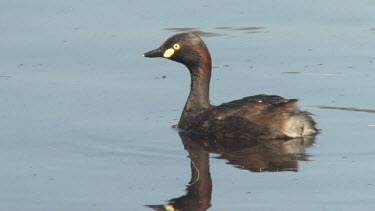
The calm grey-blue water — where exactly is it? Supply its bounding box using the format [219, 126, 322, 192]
[1, 1, 375, 210]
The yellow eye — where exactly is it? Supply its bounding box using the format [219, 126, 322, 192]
[173, 44, 180, 50]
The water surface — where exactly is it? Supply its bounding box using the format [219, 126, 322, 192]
[1, 1, 375, 210]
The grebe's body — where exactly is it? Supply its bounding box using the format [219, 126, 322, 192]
[144, 33, 316, 139]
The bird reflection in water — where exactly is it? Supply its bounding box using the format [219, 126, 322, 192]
[146, 132, 316, 211]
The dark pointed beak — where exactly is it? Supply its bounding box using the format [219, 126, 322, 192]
[143, 47, 164, 58]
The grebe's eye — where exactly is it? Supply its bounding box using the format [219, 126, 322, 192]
[163, 44, 180, 58]
[173, 44, 180, 50]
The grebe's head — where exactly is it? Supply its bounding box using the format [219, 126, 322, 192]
[144, 33, 211, 70]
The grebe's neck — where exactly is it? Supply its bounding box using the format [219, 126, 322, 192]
[181, 46, 212, 119]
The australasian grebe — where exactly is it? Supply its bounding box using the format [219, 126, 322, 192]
[144, 33, 317, 139]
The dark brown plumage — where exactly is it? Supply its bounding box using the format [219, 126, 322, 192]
[144, 33, 317, 140]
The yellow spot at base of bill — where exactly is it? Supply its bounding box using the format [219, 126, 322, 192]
[163, 48, 175, 58]
[164, 204, 175, 211]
